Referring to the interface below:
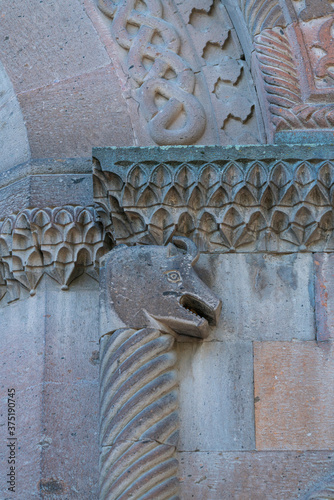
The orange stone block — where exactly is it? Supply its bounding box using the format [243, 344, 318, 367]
[254, 341, 334, 450]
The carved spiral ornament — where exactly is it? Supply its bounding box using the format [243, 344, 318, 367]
[98, 0, 206, 145]
[99, 328, 180, 500]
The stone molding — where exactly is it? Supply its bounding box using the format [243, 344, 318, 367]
[0, 205, 113, 303]
[93, 145, 334, 253]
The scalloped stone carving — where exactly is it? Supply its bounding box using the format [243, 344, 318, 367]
[93, 146, 334, 253]
[0, 205, 113, 302]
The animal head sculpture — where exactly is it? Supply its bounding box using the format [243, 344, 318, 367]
[102, 237, 221, 339]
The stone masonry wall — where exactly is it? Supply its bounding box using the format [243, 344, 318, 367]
[178, 252, 334, 499]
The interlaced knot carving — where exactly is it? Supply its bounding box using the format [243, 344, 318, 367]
[98, 0, 206, 145]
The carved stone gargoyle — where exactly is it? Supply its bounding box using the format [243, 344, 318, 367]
[99, 237, 221, 500]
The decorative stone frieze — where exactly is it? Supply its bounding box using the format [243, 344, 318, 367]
[99, 237, 221, 499]
[93, 145, 334, 253]
[0, 205, 113, 302]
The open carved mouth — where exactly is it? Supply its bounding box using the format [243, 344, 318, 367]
[180, 294, 218, 326]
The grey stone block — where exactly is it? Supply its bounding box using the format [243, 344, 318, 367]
[177, 341, 255, 452]
[19, 65, 134, 159]
[178, 451, 334, 500]
[0, 275, 100, 499]
[0, 61, 30, 173]
[194, 253, 315, 341]
[0, 159, 94, 219]
[0, 0, 110, 93]
[0, 289, 46, 499]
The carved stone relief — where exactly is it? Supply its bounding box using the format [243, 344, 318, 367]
[99, 237, 221, 499]
[96, 0, 263, 145]
[0, 205, 113, 303]
[233, 0, 334, 139]
[93, 145, 334, 253]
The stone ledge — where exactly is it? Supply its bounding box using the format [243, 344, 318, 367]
[93, 145, 334, 252]
[178, 451, 334, 500]
[0, 158, 93, 219]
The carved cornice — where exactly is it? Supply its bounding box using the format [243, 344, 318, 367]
[0, 205, 113, 303]
[93, 145, 334, 253]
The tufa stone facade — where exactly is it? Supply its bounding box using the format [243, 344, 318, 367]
[0, 0, 334, 498]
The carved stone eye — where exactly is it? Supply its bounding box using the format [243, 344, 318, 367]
[166, 271, 182, 283]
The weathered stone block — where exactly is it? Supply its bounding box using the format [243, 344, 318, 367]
[177, 341, 255, 451]
[44, 276, 100, 383]
[0, 159, 94, 219]
[0, 0, 110, 92]
[195, 253, 315, 341]
[0, 386, 43, 499]
[178, 451, 334, 500]
[315, 253, 334, 341]
[40, 276, 100, 497]
[19, 65, 134, 158]
[41, 382, 99, 499]
[0, 276, 100, 498]
[254, 341, 334, 450]
[0, 292, 46, 499]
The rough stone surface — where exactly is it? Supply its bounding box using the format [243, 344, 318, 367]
[254, 341, 334, 450]
[19, 65, 134, 158]
[0, 289, 45, 498]
[177, 341, 255, 451]
[0, 0, 110, 93]
[0, 275, 100, 499]
[0, 159, 94, 219]
[194, 253, 315, 341]
[41, 383, 99, 499]
[315, 253, 334, 341]
[179, 451, 334, 500]
[0, 60, 30, 172]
